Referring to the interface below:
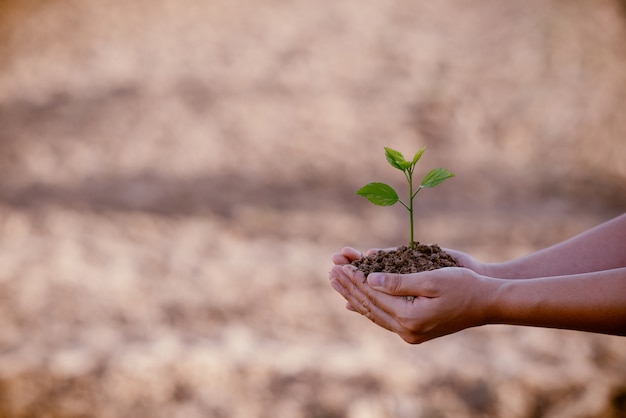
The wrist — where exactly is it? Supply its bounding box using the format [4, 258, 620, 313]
[477, 276, 510, 326]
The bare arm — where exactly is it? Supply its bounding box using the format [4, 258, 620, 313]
[487, 214, 626, 279]
[487, 268, 626, 335]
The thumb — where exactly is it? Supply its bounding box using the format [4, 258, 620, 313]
[367, 271, 439, 297]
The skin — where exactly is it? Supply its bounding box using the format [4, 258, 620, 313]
[329, 213, 626, 344]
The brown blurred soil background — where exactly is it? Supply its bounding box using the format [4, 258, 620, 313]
[0, 0, 625, 417]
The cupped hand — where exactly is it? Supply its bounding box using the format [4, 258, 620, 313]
[329, 264, 495, 344]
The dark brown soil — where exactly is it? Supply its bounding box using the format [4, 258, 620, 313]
[352, 243, 460, 278]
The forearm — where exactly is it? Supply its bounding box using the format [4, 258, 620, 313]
[484, 267, 626, 335]
[486, 214, 626, 279]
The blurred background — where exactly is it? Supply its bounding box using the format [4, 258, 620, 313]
[0, 0, 625, 417]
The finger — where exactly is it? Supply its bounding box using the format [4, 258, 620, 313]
[367, 269, 444, 298]
[332, 273, 368, 315]
[330, 270, 353, 303]
[343, 265, 433, 320]
[345, 280, 402, 334]
[332, 268, 400, 332]
[361, 293, 405, 334]
[332, 253, 351, 265]
[329, 265, 351, 297]
[331, 265, 366, 306]
[332, 247, 362, 265]
[338, 266, 406, 333]
[341, 247, 362, 261]
[328, 265, 345, 281]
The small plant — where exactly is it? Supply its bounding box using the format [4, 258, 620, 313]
[356, 147, 454, 249]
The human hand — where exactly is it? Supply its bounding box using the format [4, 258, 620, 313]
[329, 265, 495, 344]
[330, 246, 489, 316]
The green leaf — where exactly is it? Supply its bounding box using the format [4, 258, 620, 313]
[356, 182, 399, 206]
[420, 168, 455, 188]
[384, 147, 408, 171]
[411, 146, 427, 165]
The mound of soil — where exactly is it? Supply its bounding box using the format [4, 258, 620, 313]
[351, 243, 460, 277]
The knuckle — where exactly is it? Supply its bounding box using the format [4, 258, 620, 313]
[386, 275, 403, 294]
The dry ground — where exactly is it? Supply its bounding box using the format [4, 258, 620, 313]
[0, 0, 625, 417]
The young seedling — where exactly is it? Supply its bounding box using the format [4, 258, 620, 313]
[356, 147, 454, 249]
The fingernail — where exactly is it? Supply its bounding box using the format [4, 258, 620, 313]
[368, 273, 385, 287]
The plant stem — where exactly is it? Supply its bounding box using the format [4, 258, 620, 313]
[407, 169, 415, 249]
